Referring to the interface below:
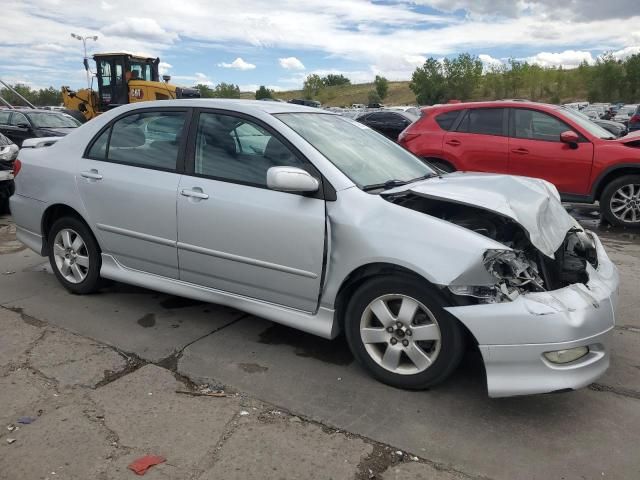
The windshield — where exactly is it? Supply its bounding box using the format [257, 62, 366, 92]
[558, 107, 614, 139]
[28, 112, 80, 129]
[619, 106, 637, 116]
[276, 113, 435, 189]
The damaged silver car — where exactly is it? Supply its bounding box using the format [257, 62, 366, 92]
[10, 100, 619, 397]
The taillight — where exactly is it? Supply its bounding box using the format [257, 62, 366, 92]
[630, 115, 640, 123]
[13, 159, 21, 176]
[398, 130, 420, 144]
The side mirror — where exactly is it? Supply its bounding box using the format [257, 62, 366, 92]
[267, 166, 319, 193]
[560, 130, 579, 148]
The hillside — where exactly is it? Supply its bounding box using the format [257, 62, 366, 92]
[241, 81, 417, 106]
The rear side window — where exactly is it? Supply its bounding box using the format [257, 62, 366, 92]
[435, 110, 461, 131]
[457, 108, 505, 136]
[85, 110, 187, 170]
[0, 111, 10, 124]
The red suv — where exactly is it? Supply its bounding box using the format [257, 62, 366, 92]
[399, 101, 640, 226]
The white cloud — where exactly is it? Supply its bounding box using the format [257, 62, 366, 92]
[526, 50, 594, 68]
[218, 57, 256, 70]
[172, 72, 213, 86]
[612, 45, 640, 60]
[279, 57, 305, 70]
[101, 17, 177, 42]
[158, 62, 172, 75]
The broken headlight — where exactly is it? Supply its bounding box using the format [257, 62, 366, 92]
[449, 249, 545, 303]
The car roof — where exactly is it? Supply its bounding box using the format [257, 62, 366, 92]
[114, 99, 329, 116]
[421, 100, 560, 113]
[7, 108, 67, 114]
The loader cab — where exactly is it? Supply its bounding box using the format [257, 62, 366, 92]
[94, 53, 160, 111]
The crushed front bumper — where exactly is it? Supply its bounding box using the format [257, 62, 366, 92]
[445, 233, 619, 398]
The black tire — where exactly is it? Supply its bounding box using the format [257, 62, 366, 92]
[426, 158, 455, 173]
[600, 175, 640, 227]
[48, 216, 102, 294]
[344, 275, 465, 390]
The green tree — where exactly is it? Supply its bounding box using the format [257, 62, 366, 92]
[625, 54, 640, 100]
[367, 90, 381, 105]
[443, 53, 483, 100]
[374, 75, 389, 100]
[36, 87, 62, 106]
[194, 83, 215, 98]
[410, 58, 446, 105]
[322, 74, 351, 87]
[302, 74, 324, 99]
[213, 82, 241, 98]
[255, 85, 274, 100]
[0, 83, 36, 106]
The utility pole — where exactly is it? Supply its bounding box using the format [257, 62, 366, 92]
[70, 33, 98, 90]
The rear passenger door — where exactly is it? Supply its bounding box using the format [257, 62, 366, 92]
[442, 108, 509, 173]
[176, 110, 326, 312]
[77, 108, 190, 278]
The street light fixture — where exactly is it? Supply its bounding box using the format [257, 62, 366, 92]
[70, 33, 98, 90]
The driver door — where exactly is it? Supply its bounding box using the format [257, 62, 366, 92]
[177, 110, 326, 312]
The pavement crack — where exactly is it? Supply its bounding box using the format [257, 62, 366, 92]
[2, 305, 47, 327]
[614, 324, 640, 334]
[589, 383, 640, 400]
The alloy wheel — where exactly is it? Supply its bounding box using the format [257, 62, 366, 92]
[52, 228, 90, 284]
[359, 294, 441, 375]
[610, 183, 640, 224]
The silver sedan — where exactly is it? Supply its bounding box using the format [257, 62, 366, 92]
[11, 99, 619, 397]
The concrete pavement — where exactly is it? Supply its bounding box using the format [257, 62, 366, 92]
[1, 211, 639, 479]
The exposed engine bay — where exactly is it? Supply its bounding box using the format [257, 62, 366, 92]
[385, 193, 598, 303]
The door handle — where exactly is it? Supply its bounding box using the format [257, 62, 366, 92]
[511, 148, 529, 155]
[80, 169, 103, 180]
[181, 188, 209, 200]
[445, 139, 461, 146]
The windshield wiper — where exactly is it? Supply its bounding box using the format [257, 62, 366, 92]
[362, 173, 439, 192]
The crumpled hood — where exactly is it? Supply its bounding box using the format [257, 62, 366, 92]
[387, 172, 576, 257]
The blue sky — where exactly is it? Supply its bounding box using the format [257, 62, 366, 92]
[1, 0, 639, 93]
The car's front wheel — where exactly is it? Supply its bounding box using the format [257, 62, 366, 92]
[601, 175, 640, 227]
[48, 216, 102, 294]
[344, 276, 464, 390]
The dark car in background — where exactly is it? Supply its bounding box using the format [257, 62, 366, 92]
[0, 109, 81, 147]
[569, 109, 628, 137]
[356, 110, 418, 141]
[629, 105, 640, 132]
[0, 132, 18, 213]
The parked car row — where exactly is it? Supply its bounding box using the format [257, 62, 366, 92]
[0, 108, 81, 147]
[398, 100, 640, 227]
[0, 132, 18, 213]
[10, 99, 619, 398]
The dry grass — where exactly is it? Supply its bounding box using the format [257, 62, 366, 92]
[240, 81, 417, 106]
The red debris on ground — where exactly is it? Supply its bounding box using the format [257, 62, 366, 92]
[127, 455, 166, 475]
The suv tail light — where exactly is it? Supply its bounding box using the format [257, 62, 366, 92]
[398, 130, 420, 144]
[630, 115, 640, 123]
[13, 159, 21, 176]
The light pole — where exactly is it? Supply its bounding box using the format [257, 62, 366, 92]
[71, 33, 98, 90]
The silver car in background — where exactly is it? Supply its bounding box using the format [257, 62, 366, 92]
[10, 99, 619, 397]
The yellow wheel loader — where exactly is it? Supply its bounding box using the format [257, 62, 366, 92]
[62, 53, 200, 122]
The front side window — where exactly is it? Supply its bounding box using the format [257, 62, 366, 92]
[194, 112, 306, 187]
[276, 113, 434, 188]
[457, 108, 505, 136]
[130, 62, 152, 81]
[512, 109, 570, 142]
[86, 111, 186, 170]
[28, 113, 80, 128]
[9, 113, 29, 127]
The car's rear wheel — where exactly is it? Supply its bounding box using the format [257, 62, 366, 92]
[48, 217, 102, 294]
[601, 175, 640, 227]
[425, 158, 455, 174]
[344, 276, 464, 390]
